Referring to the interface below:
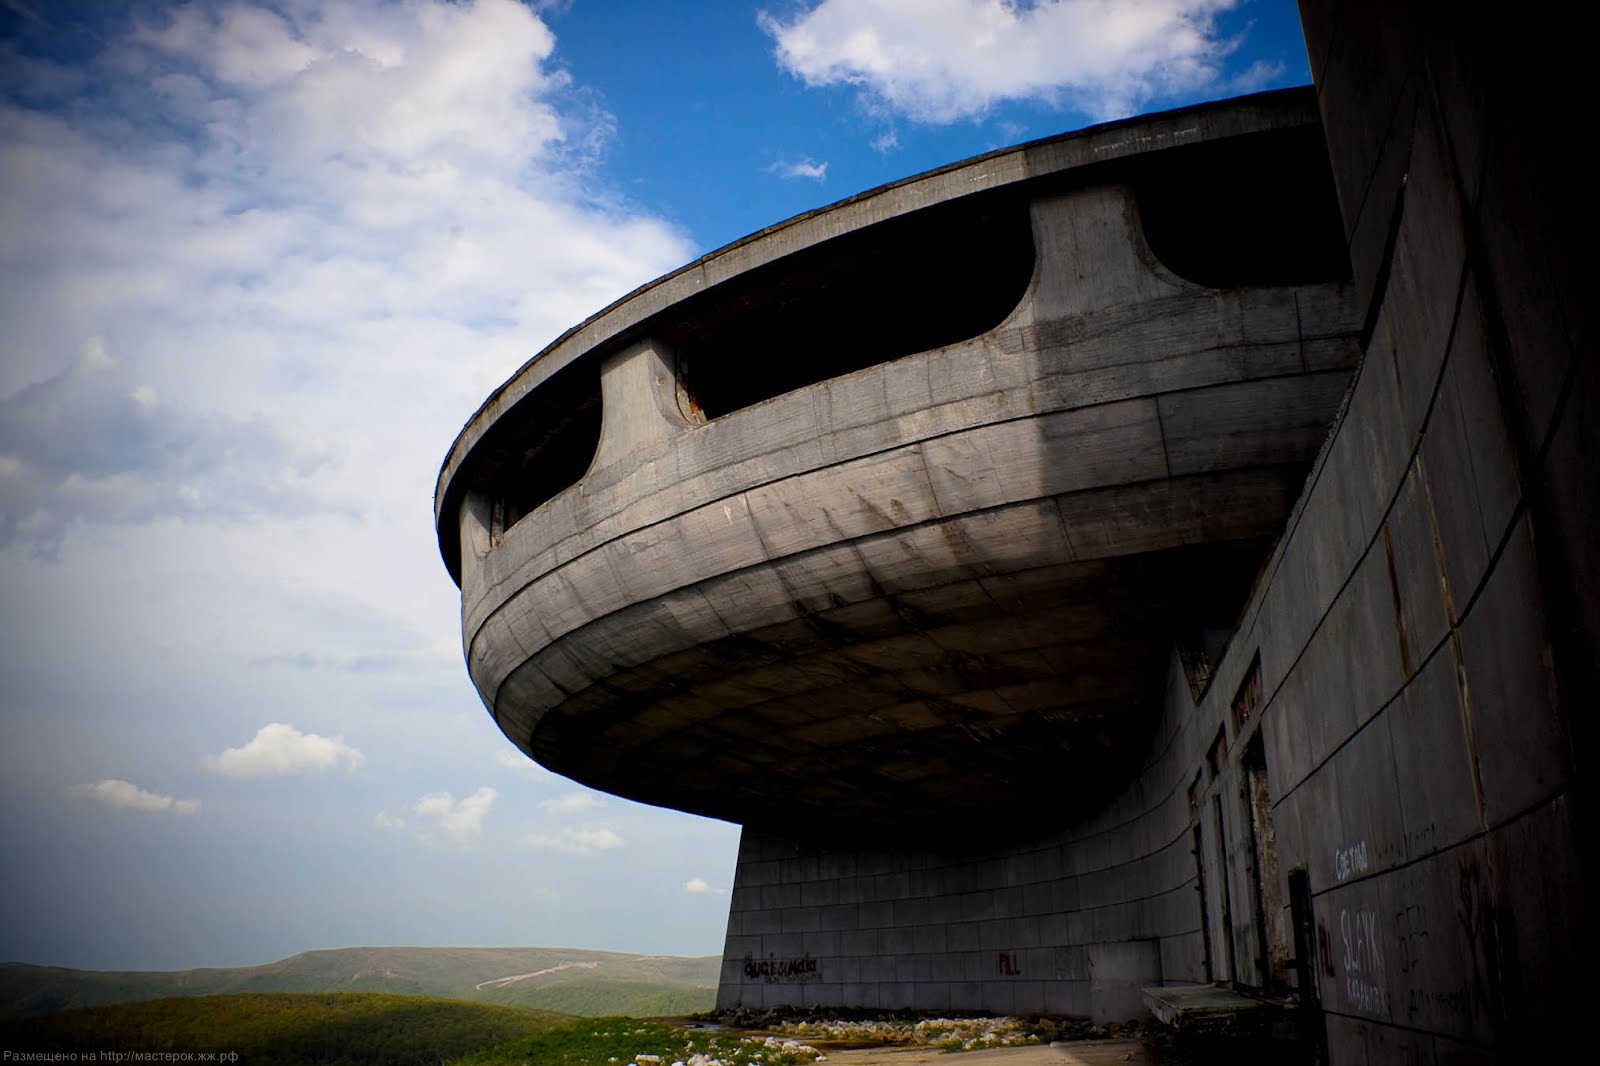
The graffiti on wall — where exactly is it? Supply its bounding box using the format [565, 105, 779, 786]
[997, 951, 1022, 976]
[1333, 840, 1369, 882]
[1395, 896, 1486, 1028]
[1315, 860, 1493, 1029]
[1317, 908, 1387, 1014]
[1340, 908, 1387, 1012]
[743, 954, 820, 983]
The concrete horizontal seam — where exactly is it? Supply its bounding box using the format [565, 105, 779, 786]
[473, 544, 1222, 768]
[1223, 269, 1470, 770]
[1304, 764, 1577, 899]
[1272, 623, 1452, 812]
[1194, 320, 1374, 705]
[467, 436, 1292, 682]
[1225, 158, 1480, 710]
[1248, 267, 1484, 806]
[1319, 1005, 1493, 1050]
[471, 354, 1339, 618]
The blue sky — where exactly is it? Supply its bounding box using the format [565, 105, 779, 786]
[0, 0, 1310, 971]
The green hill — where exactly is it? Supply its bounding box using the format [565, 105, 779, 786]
[0, 992, 567, 1066]
[0, 947, 720, 1020]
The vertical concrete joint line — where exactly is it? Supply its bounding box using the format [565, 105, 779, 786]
[1154, 398, 1173, 480]
[1293, 289, 1307, 372]
[1418, 460, 1490, 827]
[1380, 521, 1413, 677]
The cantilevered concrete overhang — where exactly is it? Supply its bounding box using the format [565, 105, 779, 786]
[436, 88, 1359, 843]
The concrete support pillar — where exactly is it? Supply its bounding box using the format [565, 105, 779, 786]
[591, 337, 696, 472]
[1012, 184, 1185, 328]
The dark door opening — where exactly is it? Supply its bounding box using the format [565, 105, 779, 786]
[1243, 732, 1288, 990]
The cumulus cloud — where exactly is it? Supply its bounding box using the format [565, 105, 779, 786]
[767, 157, 829, 180]
[539, 790, 602, 815]
[759, 0, 1242, 123]
[0, 0, 693, 555]
[205, 723, 365, 777]
[683, 877, 721, 894]
[373, 811, 406, 830]
[414, 786, 497, 842]
[70, 779, 200, 815]
[527, 826, 625, 854]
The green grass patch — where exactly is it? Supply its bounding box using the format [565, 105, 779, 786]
[479, 981, 715, 1018]
[0, 948, 721, 1021]
[0, 992, 567, 1066]
[451, 1016, 824, 1066]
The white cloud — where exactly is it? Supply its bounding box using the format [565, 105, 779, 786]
[0, 0, 693, 555]
[539, 790, 602, 815]
[205, 722, 365, 777]
[414, 786, 497, 842]
[373, 811, 406, 830]
[70, 779, 200, 815]
[683, 877, 721, 894]
[767, 157, 829, 180]
[759, 0, 1241, 123]
[0, 336, 339, 555]
[527, 826, 625, 854]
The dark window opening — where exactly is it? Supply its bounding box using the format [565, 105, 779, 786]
[667, 193, 1035, 420]
[1135, 125, 1351, 288]
[1232, 651, 1264, 733]
[469, 360, 602, 538]
[1172, 534, 1281, 703]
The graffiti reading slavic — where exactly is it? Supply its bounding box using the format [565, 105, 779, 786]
[1340, 908, 1387, 1014]
[743, 953, 820, 984]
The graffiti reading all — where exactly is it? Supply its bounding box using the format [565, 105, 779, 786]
[743, 953, 820, 984]
[1334, 840, 1369, 882]
[1340, 908, 1387, 1014]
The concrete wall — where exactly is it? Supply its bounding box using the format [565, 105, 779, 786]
[716, 656, 1215, 1024]
[720, 12, 1593, 1060]
[1267, 3, 1593, 1060]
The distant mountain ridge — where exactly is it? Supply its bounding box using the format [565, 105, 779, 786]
[0, 946, 720, 1020]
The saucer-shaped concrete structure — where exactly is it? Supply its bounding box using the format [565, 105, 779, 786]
[436, 89, 1356, 842]
[439, 20, 1595, 1044]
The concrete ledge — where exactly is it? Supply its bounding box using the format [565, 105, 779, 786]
[1140, 984, 1280, 1034]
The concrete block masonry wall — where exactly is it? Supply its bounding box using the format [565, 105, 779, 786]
[717, 658, 1213, 1025]
[1276, 2, 1593, 1060]
[720, 9, 1594, 1061]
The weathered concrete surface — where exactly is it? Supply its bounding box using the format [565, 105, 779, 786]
[442, 94, 1357, 838]
[1250, 3, 1595, 1063]
[1142, 984, 1274, 1032]
[435, 90, 1329, 576]
[708, 7, 1592, 1044]
[436, 9, 1594, 1050]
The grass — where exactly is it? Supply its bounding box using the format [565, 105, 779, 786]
[450, 1016, 824, 1066]
[0, 947, 720, 1020]
[475, 980, 715, 1018]
[0, 992, 568, 1066]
